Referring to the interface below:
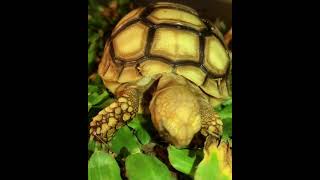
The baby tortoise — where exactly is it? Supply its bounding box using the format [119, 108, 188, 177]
[89, 2, 231, 148]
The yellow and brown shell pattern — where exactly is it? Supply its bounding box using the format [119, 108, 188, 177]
[98, 2, 231, 101]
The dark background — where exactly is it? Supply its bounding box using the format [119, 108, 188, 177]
[134, 0, 232, 29]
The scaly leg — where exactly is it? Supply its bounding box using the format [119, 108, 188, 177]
[89, 85, 140, 144]
[198, 99, 223, 147]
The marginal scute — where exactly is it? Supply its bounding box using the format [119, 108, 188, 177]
[203, 36, 230, 76]
[112, 7, 145, 36]
[102, 59, 122, 82]
[155, 73, 188, 92]
[147, 8, 205, 31]
[118, 65, 142, 83]
[98, 45, 110, 76]
[113, 22, 149, 61]
[105, 82, 120, 95]
[151, 2, 198, 15]
[98, 43, 113, 78]
[138, 59, 173, 76]
[151, 28, 199, 62]
[200, 77, 222, 98]
[175, 65, 206, 86]
[220, 78, 229, 98]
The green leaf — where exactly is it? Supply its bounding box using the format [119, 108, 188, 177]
[215, 99, 232, 139]
[88, 84, 109, 111]
[194, 144, 231, 180]
[88, 139, 110, 153]
[88, 76, 112, 116]
[88, 151, 121, 180]
[88, 102, 93, 112]
[222, 98, 232, 106]
[88, 84, 99, 93]
[94, 98, 114, 109]
[88, 34, 99, 71]
[88, 140, 96, 152]
[218, 104, 232, 120]
[167, 146, 198, 175]
[222, 118, 232, 140]
[89, 75, 105, 88]
[126, 153, 175, 180]
[110, 126, 141, 154]
[127, 115, 152, 145]
[89, 91, 109, 105]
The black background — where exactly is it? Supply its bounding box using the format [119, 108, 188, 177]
[135, 0, 232, 29]
[1, 0, 319, 179]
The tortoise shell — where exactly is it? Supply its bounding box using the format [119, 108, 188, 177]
[98, 2, 231, 100]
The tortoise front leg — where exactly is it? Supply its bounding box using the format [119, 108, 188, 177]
[198, 100, 223, 147]
[89, 75, 161, 144]
[89, 85, 140, 144]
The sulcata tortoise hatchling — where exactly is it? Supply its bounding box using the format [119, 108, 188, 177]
[89, 2, 231, 148]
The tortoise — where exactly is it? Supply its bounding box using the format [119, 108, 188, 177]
[89, 2, 232, 148]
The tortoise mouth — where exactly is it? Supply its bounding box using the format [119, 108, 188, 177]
[160, 127, 191, 148]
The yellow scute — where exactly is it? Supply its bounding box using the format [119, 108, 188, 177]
[204, 36, 230, 75]
[200, 78, 222, 98]
[138, 60, 173, 76]
[175, 66, 206, 86]
[147, 8, 205, 31]
[118, 65, 142, 83]
[112, 8, 144, 35]
[152, 2, 198, 15]
[151, 28, 199, 62]
[104, 81, 120, 94]
[113, 22, 148, 61]
[102, 61, 121, 81]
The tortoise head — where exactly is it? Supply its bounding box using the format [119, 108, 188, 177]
[149, 74, 203, 148]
